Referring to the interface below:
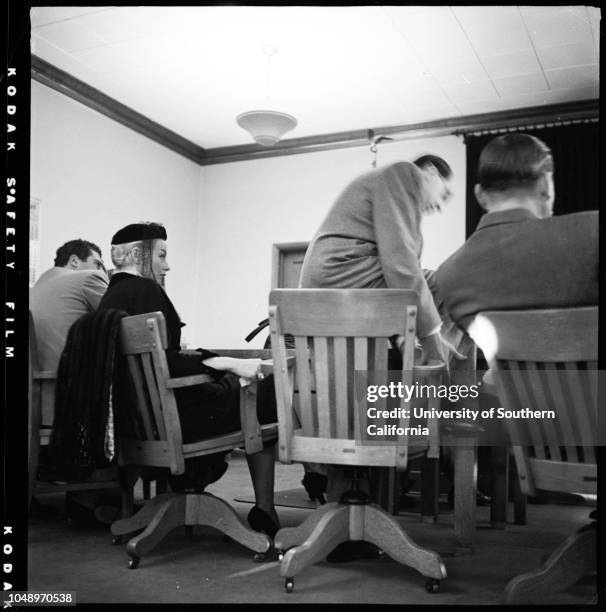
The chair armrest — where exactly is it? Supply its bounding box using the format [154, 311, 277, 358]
[414, 361, 446, 378]
[207, 348, 274, 360]
[442, 421, 484, 436]
[33, 371, 55, 380]
[166, 374, 213, 389]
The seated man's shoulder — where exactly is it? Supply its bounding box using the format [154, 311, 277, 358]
[546, 210, 598, 233]
[75, 269, 109, 285]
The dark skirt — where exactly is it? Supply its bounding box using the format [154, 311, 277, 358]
[169, 372, 277, 492]
[175, 372, 277, 444]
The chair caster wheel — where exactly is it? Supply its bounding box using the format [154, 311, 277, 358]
[425, 578, 440, 593]
[277, 551, 284, 562]
[252, 552, 266, 563]
[285, 578, 294, 593]
[128, 556, 140, 570]
[111, 535, 122, 546]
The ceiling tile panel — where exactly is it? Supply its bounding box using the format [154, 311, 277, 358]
[442, 80, 499, 104]
[455, 98, 516, 117]
[33, 20, 108, 53]
[73, 7, 169, 44]
[481, 49, 541, 79]
[31, 7, 71, 28]
[493, 73, 549, 98]
[537, 43, 598, 71]
[30, 6, 599, 148]
[385, 7, 475, 64]
[545, 64, 599, 91]
[452, 6, 532, 55]
[425, 56, 488, 86]
[521, 6, 595, 48]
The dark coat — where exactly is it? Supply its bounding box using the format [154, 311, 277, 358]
[51, 308, 127, 480]
[99, 273, 219, 377]
[98, 273, 276, 445]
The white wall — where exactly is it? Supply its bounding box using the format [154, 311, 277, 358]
[31, 83, 467, 349]
[30, 82, 202, 343]
[198, 135, 466, 347]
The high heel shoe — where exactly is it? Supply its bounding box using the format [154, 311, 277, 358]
[302, 472, 327, 505]
[247, 506, 279, 539]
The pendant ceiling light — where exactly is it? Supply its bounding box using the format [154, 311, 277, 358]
[236, 45, 297, 146]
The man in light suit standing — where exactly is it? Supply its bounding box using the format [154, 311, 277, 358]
[297, 156, 457, 560]
[301, 155, 455, 363]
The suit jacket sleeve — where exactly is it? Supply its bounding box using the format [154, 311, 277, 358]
[372, 163, 441, 337]
[82, 271, 109, 310]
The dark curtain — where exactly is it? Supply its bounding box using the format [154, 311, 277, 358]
[464, 123, 599, 237]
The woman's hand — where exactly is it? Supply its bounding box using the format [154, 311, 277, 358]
[201, 356, 263, 381]
[229, 358, 262, 381]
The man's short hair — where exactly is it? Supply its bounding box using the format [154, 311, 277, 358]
[413, 155, 453, 180]
[54, 239, 102, 267]
[477, 133, 553, 192]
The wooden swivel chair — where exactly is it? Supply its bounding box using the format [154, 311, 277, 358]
[468, 307, 597, 604]
[267, 289, 447, 593]
[28, 311, 120, 508]
[110, 312, 278, 568]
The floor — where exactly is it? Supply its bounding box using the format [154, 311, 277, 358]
[29, 452, 597, 605]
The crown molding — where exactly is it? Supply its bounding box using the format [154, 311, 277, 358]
[202, 99, 599, 165]
[32, 55, 598, 167]
[31, 54, 206, 164]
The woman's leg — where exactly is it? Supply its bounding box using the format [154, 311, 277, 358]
[246, 446, 279, 526]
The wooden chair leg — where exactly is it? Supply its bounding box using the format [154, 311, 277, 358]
[421, 456, 439, 524]
[509, 454, 527, 525]
[156, 476, 168, 495]
[363, 503, 446, 580]
[117, 465, 140, 520]
[503, 525, 596, 604]
[126, 496, 187, 564]
[185, 493, 270, 554]
[451, 439, 477, 553]
[275, 502, 339, 552]
[280, 505, 350, 578]
[112, 493, 179, 536]
[490, 446, 508, 529]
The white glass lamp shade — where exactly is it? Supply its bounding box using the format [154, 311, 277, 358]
[236, 110, 297, 146]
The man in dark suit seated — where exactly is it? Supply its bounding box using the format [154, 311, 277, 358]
[434, 133, 598, 506]
[435, 133, 598, 329]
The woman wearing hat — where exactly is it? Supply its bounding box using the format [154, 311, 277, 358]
[99, 222, 280, 537]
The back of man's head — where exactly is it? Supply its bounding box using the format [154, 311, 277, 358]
[477, 134, 553, 193]
[54, 239, 102, 269]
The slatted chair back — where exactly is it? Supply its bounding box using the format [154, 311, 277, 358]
[468, 307, 598, 497]
[118, 312, 278, 479]
[118, 312, 198, 475]
[269, 289, 442, 472]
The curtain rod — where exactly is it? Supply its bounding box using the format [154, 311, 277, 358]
[464, 117, 598, 137]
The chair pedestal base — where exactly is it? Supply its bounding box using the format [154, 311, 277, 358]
[275, 500, 446, 587]
[503, 523, 596, 604]
[111, 492, 270, 567]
